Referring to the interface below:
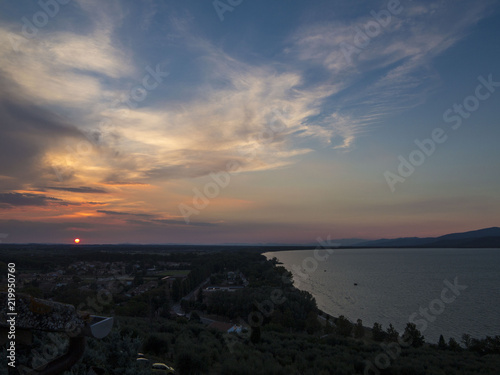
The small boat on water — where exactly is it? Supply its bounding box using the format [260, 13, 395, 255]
[354, 283, 358, 286]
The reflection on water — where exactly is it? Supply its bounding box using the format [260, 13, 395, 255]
[265, 248, 500, 342]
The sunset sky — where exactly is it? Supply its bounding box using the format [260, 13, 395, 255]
[0, 0, 499, 244]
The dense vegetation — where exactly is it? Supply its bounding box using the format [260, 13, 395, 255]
[1, 246, 499, 374]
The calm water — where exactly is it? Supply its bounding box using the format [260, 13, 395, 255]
[264, 248, 500, 343]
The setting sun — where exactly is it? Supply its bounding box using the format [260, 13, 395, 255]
[74, 238, 80, 244]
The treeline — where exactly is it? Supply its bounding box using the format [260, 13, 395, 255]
[60, 315, 500, 375]
[454, 334, 500, 355]
[5, 315, 499, 375]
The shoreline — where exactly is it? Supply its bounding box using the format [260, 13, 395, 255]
[263, 250, 497, 344]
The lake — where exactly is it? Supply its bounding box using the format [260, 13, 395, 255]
[264, 248, 500, 343]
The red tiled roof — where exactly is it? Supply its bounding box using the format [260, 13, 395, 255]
[208, 321, 234, 332]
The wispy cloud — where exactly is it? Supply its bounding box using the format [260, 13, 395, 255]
[97, 209, 155, 218]
[87, 40, 344, 182]
[97, 209, 218, 227]
[287, 0, 495, 124]
[0, 193, 71, 207]
[47, 186, 109, 194]
[0, 30, 131, 108]
[7, 0, 490, 192]
[152, 219, 218, 227]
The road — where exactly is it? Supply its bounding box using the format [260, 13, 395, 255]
[171, 277, 210, 315]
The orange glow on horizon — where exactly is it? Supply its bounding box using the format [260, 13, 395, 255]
[74, 238, 80, 244]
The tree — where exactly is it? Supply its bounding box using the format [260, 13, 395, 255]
[20, 286, 43, 299]
[324, 321, 334, 335]
[143, 334, 169, 356]
[438, 334, 447, 349]
[461, 333, 472, 349]
[117, 300, 148, 317]
[133, 274, 144, 286]
[175, 351, 204, 375]
[190, 311, 201, 322]
[250, 326, 261, 344]
[271, 309, 283, 325]
[403, 322, 425, 348]
[282, 309, 295, 329]
[305, 311, 322, 334]
[196, 288, 203, 303]
[448, 337, 462, 352]
[354, 319, 365, 338]
[386, 323, 399, 342]
[84, 329, 147, 375]
[372, 322, 386, 342]
[172, 278, 181, 301]
[72, 275, 82, 283]
[336, 315, 353, 337]
[468, 338, 487, 354]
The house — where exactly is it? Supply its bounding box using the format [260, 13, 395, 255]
[208, 321, 243, 333]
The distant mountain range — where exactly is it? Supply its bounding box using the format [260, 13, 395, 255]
[6, 228, 497, 248]
[356, 227, 500, 248]
[220, 228, 500, 248]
